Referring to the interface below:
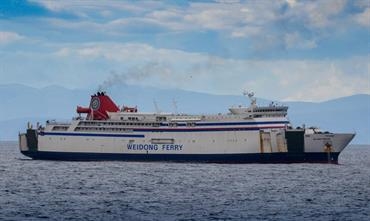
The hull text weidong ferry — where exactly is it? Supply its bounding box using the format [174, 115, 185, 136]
[19, 91, 355, 163]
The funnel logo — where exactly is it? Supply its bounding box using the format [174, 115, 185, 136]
[91, 97, 100, 110]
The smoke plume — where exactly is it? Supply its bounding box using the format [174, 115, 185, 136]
[98, 62, 173, 91]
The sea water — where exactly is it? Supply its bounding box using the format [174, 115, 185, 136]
[0, 142, 369, 221]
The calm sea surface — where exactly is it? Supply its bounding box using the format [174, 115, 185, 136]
[0, 142, 369, 221]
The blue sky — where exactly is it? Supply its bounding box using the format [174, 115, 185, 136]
[0, 0, 369, 101]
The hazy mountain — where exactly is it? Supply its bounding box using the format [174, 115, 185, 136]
[0, 84, 369, 144]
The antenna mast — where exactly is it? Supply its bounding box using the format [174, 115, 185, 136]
[172, 99, 178, 114]
[153, 99, 160, 113]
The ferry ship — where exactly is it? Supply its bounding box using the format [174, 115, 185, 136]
[19, 92, 355, 163]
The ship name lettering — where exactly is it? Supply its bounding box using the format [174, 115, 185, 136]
[162, 144, 183, 151]
[127, 144, 158, 151]
[127, 143, 184, 151]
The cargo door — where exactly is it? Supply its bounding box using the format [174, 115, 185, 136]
[276, 132, 287, 152]
[260, 131, 272, 153]
[285, 130, 304, 153]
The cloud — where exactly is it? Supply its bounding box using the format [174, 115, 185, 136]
[174, 2, 281, 36]
[5, 42, 368, 101]
[231, 26, 261, 38]
[0, 31, 23, 44]
[284, 32, 317, 49]
[54, 43, 204, 64]
[284, 0, 347, 28]
[31, 0, 66, 12]
[276, 61, 370, 101]
[353, 7, 370, 27]
[1, 1, 368, 102]
[25, 0, 368, 56]
[31, 0, 160, 16]
[40, 1, 367, 50]
[285, 0, 297, 7]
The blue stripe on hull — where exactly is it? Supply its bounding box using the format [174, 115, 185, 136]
[158, 121, 290, 127]
[41, 126, 284, 135]
[41, 132, 144, 138]
[132, 127, 264, 132]
[21, 151, 340, 164]
[195, 121, 290, 126]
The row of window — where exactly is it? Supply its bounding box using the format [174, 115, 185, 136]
[52, 126, 69, 131]
[127, 117, 140, 121]
[252, 114, 286, 117]
[253, 109, 287, 113]
[78, 121, 198, 128]
[74, 127, 134, 132]
[47, 137, 249, 143]
[79, 121, 160, 127]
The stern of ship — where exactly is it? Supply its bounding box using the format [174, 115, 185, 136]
[19, 128, 39, 159]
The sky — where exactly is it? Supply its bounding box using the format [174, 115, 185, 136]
[0, 0, 369, 101]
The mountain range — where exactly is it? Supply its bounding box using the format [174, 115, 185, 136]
[0, 84, 369, 144]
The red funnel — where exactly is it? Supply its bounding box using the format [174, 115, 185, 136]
[76, 92, 119, 120]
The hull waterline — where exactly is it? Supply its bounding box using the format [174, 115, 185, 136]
[21, 150, 341, 164]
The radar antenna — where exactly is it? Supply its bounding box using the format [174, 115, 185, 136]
[172, 99, 178, 114]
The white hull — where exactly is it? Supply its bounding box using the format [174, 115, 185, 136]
[19, 92, 355, 163]
[20, 120, 354, 163]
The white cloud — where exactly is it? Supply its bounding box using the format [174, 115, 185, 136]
[33, 0, 368, 53]
[284, 32, 317, 49]
[54, 43, 205, 64]
[180, 2, 280, 36]
[31, 0, 65, 12]
[270, 58, 370, 101]
[285, 73, 367, 102]
[31, 0, 150, 14]
[353, 7, 370, 27]
[285, 0, 297, 8]
[184, 5, 239, 30]
[2, 1, 369, 101]
[54, 47, 70, 56]
[17, 42, 370, 101]
[231, 26, 261, 38]
[0, 31, 23, 44]
[284, 0, 347, 28]
[47, 18, 101, 30]
[38, 1, 279, 38]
